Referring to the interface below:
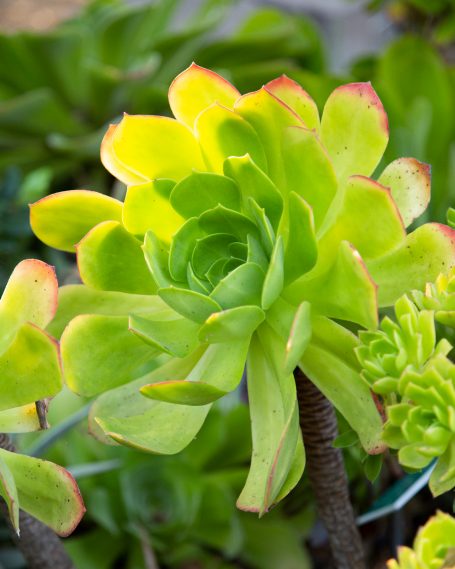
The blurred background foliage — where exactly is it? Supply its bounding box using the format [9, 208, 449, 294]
[0, 0, 454, 568]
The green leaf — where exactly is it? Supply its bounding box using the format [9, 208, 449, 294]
[0, 323, 62, 412]
[285, 240, 378, 329]
[237, 328, 302, 514]
[247, 198, 274, 257]
[129, 312, 200, 357]
[0, 455, 19, 533]
[430, 439, 455, 496]
[0, 259, 58, 353]
[198, 305, 265, 343]
[78, 221, 156, 294]
[320, 82, 389, 182]
[47, 285, 167, 339]
[140, 381, 227, 406]
[30, 190, 122, 253]
[101, 114, 204, 185]
[367, 223, 455, 307]
[196, 103, 267, 175]
[319, 175, 405, 265]
[0, 449, 85, 536]
[0, 405, 40, 434]
[211, 263, 265, 309]
[378, 158, 431, 228]
[123, 180, 183, 242]
[300, 317, 384, 454]
[332, 430, 359, 449]
[266, 74, 320, 131]
[170, 171, 241, 219]
[235, 87, 303, 188]
[168, 217, 202, 282]
[283, 192, 317, 284]
[142, 231, 173, 288]
[169, 63, 240, 129]
[282, 126, 337, 228]
[283, 301, 312, 375]
[198, 205, 258, 242]
[192, 233, 237, 279]
[61, 315, 157, 397]
[91, 349, 211, 453]
[262, 236, 284, 310]
[223, 155, 283, 230]
[364, 454, 383, 483]
[158, 286, 221, 323]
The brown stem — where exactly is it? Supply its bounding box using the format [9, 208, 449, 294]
[0, 433, 76, 569]
[294, 370, 366, 569]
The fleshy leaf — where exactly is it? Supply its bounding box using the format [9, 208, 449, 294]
[170, 172, 241, 219]
[429, 439, 455, 497]
[0, 455, 19, 532]
[141, 381, 226, 406]
[30, 190, 122, 253]
[367, 223, 455, 307]
[0, 405, 40, 433]
[378, 157, 431, 228]
[91, 349, 211, 453]
[261, 236, 284, 310]
[123, 180, 183, 242]
[283, 192, 317, 285]
[196, 103, 267, 174]
[129, 312, 200, 357]
[0, 449, 85, 536]
[0, 323, 62, 412]
[282, 127, 337, 229]
[77, 221, 156, 294]
[284, 301, 312, 375]
[101, 115, 204, 184]
[169, 218, 202, 282]
[198, 305, 265, 343]
[169, 63, 240, 129]
[286, 241, 378, 329]
[237, 328, 302, 514]
[265, 75, 320, 131]
[300, 317, 384, 454]
[47, 285, 167, 339]
[0, 259, 57, 353]
[158, 286, 221, 323]
[319, 175, 405, 263]
[141, 339, 249, 405]
[198, 205, 258, 242]
[100, 124, 148, 186]
[223, 155, 283, 231]
[61, 315, 157, 397]
[320, 82, 389, 182]
[210, 263, 265, 309]
[235, 87, 303, 187]
[142, 231, 173, 288]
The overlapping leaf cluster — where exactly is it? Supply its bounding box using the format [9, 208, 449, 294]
[0, 260, 84, 535]
[357, 273, 455, 496]
[32, 64, 455, 512]
[387, 511, 455, 569]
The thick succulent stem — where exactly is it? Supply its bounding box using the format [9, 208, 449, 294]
[0, 433, 75, 569]
[294, 370, 366, 569]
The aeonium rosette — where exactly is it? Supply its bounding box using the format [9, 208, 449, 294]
[30, 64, 455, 513]
[387, 511, 455, 569]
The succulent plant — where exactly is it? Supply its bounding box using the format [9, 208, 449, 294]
[387, 511, 455, 569]
[411, 267, 455, 328]
[357, 285, 455, 495]
[0, 259, 84, 535]
[31, 64, 455, 513]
